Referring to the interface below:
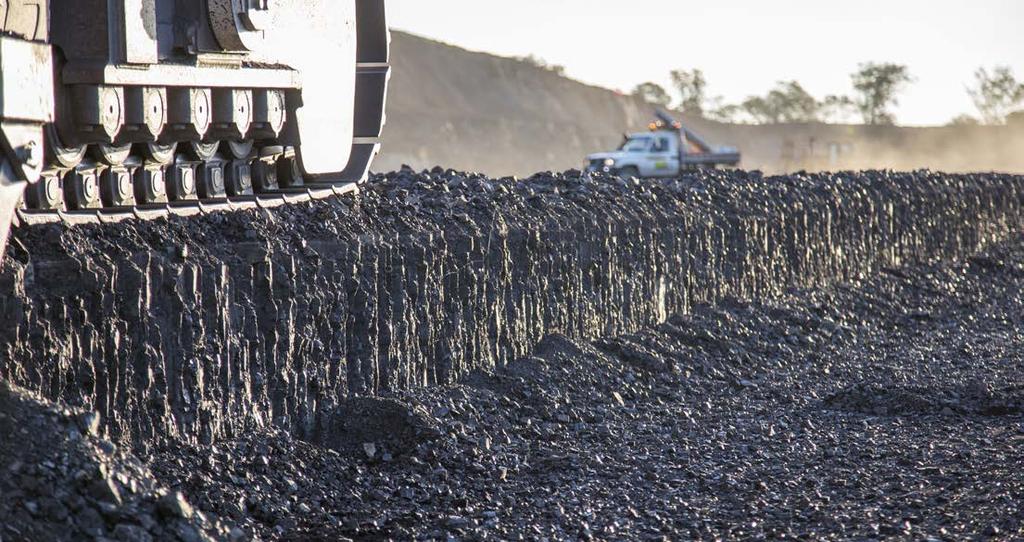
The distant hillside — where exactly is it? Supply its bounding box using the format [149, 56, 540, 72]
[378, 31, 1024, 176]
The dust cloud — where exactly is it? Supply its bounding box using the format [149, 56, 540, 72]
[378, 32, 1024, 177]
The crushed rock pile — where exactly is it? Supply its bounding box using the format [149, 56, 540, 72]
[2, 168, 1023, 450]
[0, 382, 235, 541]
[131, 234, 1024, 541]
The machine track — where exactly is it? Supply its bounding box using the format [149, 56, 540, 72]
[16, 143, 367, 227]
[17, 183, 360, 227]
[5, 0, 390, 230]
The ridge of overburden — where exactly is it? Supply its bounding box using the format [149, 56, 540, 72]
[1, 168, 1022, 450]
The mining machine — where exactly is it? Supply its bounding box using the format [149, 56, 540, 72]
[0, 0, 390, 259]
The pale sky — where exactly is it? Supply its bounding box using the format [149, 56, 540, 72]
[388, 0, 1024, 126]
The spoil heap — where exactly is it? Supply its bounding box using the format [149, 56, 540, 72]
[1, 168, 1022, 449]
[1, 168, 1023, 540]
[0, 382, 233, 541]
[149, 234, 1024, 540]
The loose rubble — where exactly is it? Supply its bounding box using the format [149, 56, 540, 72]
[0, 382, 231, 541]
[143, 234, 1024, 541]
[3, 167, 1024, 540]
[3, 167, 1023, 450]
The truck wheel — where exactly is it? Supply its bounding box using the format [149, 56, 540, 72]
[617, 166, 640, 180]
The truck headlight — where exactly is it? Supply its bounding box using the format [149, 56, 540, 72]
[603, 158, 616, 167]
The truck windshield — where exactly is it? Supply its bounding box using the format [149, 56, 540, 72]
[619, 137, 652, 153]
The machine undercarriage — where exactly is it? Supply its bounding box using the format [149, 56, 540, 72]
[0, 0, 390, 257]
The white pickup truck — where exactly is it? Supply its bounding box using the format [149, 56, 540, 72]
[586, 111, 741, 178]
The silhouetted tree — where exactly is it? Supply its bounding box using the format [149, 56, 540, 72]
[740, 81, 821, 124]
[819, 95, 857, 123]
[669, 69, 708, 116]
[632, 82, 673, 107]
[706, 100, 741, 123]
[773, 81, 820, 122]
[850, 63, 913, 125]
[740, 96, 778, 124]
[516, 54, 566, 76]
[968, 67, 1024, 125]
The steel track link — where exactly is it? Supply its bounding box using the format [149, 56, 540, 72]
[16, 183, 360, 226]
[14, 137, 375, 227]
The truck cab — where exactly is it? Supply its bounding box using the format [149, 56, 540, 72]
[587, 131, 682, 178]
[586, 110, 741, 178]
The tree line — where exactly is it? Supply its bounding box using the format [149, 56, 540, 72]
[632, 64, 1024, 126]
